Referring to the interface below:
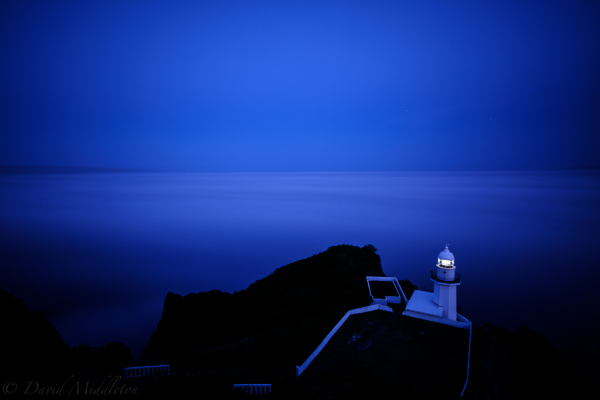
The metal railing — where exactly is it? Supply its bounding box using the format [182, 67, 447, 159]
[430, 270, 461, 284]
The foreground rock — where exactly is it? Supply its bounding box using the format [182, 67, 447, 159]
[139, 244, 586, 399]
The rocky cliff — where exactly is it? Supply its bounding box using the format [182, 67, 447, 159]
[139, 244, 385, 370]
[0, 286, 133, 387]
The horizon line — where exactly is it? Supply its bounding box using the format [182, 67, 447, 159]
[2, 164, 599, 173]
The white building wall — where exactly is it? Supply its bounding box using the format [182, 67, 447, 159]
[438, 284, 450, 318]
[434, 283, 457, 321]
[447, 285, 457, 321]
[385, 296, 401, 304]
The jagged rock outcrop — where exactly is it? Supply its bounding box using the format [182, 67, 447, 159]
[1, 285, 134, 386]
[0, 286, 72, 381]
[139, 244, 385, 369]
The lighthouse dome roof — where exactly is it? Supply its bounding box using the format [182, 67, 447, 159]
[438, 245, 455, 261]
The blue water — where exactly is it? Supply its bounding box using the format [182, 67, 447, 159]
[1, 171, 598, 359]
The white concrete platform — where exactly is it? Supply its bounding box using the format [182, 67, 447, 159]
[404, 290, 443, 317]
[403, 290, 470, 329]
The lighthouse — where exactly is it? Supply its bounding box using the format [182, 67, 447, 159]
[432, 244, 460, 321]
[402, 244, 469, 329]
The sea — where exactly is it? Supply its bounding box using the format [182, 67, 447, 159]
[1, 170, 598, 361]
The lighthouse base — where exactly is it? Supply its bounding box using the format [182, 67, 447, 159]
[403, 290, 470, 329]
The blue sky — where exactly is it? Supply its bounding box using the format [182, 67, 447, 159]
[1, 0, 599, 171]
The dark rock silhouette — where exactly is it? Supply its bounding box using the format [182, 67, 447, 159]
[464, 324, 585, 399]
[0, 285, 71, 381]
[0, 285, 134, 388]
[93, 343, 133, 376]
[139, 244, 385, 369]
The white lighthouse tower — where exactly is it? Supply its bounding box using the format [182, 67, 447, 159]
[432, 244, 460, 321]
[403, 244, 469, 328]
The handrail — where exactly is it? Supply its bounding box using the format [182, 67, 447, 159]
[366, 276, 408, 303]
[296, 304, 393, 376]
[457, 313, 472, 397]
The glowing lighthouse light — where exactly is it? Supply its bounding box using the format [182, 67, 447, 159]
[436, 244, 457, 283]
[438, 244, 455, 268]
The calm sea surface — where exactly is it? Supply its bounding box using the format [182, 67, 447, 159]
[1, 171, 598, 359]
